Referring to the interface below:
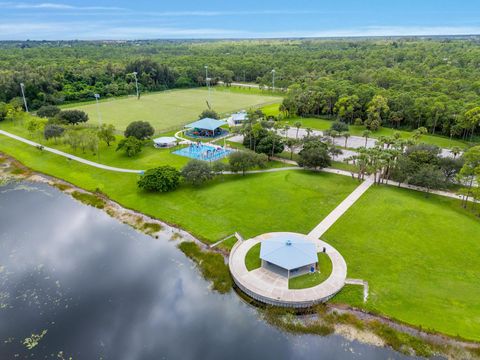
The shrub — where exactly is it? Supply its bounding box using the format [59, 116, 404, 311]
[124, 121, 154, 140]
[181, 160, 214, 186]
[138, 166, 181, 192]
[43, 124, 65, 141]
[354, 118, 363, 126]
[37, 105, 61, 118]
[116, 136, 143, 157]
[330, 121, 349, 132]
[57, 110, 88, 125]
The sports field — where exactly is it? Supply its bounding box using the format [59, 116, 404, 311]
[66, 88, 281, 132]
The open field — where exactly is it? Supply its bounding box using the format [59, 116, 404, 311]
[0, 134, 358, 243]
[65, 88, 281, 132]
[323, 186, 480, 340]
[277, 117, 470, 149]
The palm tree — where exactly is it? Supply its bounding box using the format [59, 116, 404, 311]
[305, 127, 313, 138]
[362, 130, 372, 147]
[294, 121, 302, 139]
[283, 124, 290, 139]
[342, 132, 351, 148]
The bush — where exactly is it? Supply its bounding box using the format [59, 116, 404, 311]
[256, 133, 285, 157]
[57, 110, 88, 125]
[37, 105, 61, 118]
[43, 124, 65, 141]
[0, 102, 8, 121]
[124, 121, 155, 140]
[354, 118, 363, 126]
[181, 160, 214, 186]
[116, 136, 143, 157]
[198, 109, 219, 119]
[330, 121, 349, 132]
[138, 166, 181, 192]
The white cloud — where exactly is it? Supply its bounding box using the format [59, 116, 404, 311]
[0, 2, 125, 10]
[0, 21, 479, 41]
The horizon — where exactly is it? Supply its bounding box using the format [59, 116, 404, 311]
[1, 0, 480, 40]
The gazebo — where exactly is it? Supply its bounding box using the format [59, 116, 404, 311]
[184, 118, 227, 138]
[153, 136, 177, 148]
[260, 234, 318, 279]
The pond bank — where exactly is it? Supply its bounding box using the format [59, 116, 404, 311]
[0, 151, 479, 359]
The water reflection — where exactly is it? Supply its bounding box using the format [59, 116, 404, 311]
[0, 182, 411, 359]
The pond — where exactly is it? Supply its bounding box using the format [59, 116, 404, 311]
[0, 182, 412, 359]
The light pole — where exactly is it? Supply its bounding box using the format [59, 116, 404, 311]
[94, 94, 102, 127]
[271, 69, 276, 91]
[132, 71, 139, 99]
[20, 83, 28, 112]
[204, 65, 211, 104]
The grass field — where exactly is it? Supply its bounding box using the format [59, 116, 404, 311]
[0, 134, 358, 243]
[323, 186, 480, 340]
[278, 117, 469, 149]
[245, 243, 261, 271]
[65, 88, 281, 132]
[289, 253, 332, 289]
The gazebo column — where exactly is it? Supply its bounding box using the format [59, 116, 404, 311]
[287, 269, 290, 279]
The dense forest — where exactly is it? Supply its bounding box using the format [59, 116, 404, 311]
[1, 38, 480, 138]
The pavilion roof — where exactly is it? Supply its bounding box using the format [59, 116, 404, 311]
[260, 234, 317, 271]
[185, 118, 227, 131]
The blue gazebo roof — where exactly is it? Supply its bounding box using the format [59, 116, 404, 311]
[185, 118, 227, 131]
[260, 234, 317, 270]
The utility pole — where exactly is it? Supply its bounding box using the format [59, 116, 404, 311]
[271, 69, 276, 91]
[20, 83, 28, 112]
[94, 94, 102, 127]
[132, 72, 140, 99]
[205, 65, 211, 104]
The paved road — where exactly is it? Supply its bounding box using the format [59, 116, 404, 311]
[0, 130, 143, 174]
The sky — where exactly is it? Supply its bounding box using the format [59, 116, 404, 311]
[0, 0, 480, 40]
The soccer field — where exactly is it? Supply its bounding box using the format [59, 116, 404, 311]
[66, 88, 281, 132]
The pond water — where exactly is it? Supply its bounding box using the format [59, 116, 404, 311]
[0, 182, 412, 359]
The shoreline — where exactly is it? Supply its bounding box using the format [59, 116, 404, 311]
[1, 151, 479, 359]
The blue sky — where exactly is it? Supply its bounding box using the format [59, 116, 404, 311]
[0, 0, 479, 40]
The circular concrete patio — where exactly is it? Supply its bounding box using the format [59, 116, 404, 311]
[229, 232, 347, 308]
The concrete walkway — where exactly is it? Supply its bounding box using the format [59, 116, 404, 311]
[308, 176, 374, 239]
[229, 232, 347, 307]
[0, 130, 143, 174]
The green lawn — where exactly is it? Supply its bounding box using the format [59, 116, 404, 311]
[245, 243, 261, 271]
[0, 134, 358, 243]
[279, 117, 470, 149]
[289, 252, 332, 289]
[65, 88, 281, 132]
[323, 186, 480, 341]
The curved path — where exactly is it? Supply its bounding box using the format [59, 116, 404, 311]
[0, 130, 143, 174]
[229, 232, 347, 307]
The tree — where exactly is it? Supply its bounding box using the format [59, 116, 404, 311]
[228, 151, 267, 175]
[0, 102, 7, 121]
[256, 133, 285, 158]
[212, 161, 229, 175]
[410, 165, 444, 193]
[412, 127, 428, 143]
[362, 130, 372, 147]
[450, 146, 463, 159]
[181, 160, 214, 186]
[458, 146, 480, 207]
[124, 121, 154, 140]
[199, 109, 219, 119]
[298, 140, 331, 170]
[330, 121, 349, 133]
[138, 166, 180, 192]
[294, 121, 302, 139]
[334, 95, 360, 123]
[57, 110, 89, 125]
[342, 132, 351, 148]
[116, 136, 143, 157]
[37, 105, 60, 118]
[97, 124, 116, 146]
[464, 107, 480, 141]
[44, 124, 65, 142]
[365, 95, 389, 131]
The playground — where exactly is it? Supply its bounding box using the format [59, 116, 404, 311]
[173, 143, 232, 161]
